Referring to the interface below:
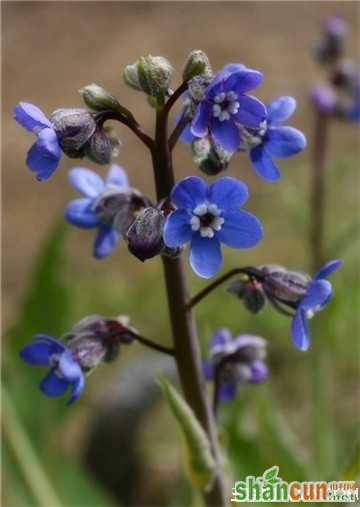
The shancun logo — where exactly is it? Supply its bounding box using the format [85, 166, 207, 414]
[232, 466, 359, 503]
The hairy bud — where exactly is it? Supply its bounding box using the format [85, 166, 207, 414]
[79, 83, 122, 113]
[126, 207, 164, 261]
[84, 126, 121, 165]
[188, 75, 212, 103]
[192, 137, 231, 175]
[227, 278, 266, 313]
[50, 108, 96, 157]
[183, 50, 212, 81]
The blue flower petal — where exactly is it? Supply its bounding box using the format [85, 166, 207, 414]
[267, 96, 296, 125]
[207, 64, 246, 94]
[218, 381, 237, 401]
[189, 235, 222, 278]
[32, 334, 66, 353]
[106, 164, 129, 188]
[26, 128, 61, 181]
[314, 259, 343, 280]
[163, 209, 192, 248]
[208, 177, 248, 211]
[175, 112, 194, 144]
[13, 102, 51, 132]
[211, 119, 240, 152]
[300, 280, 332, 311]
[224, 68, 263, 94]
[217, 210, 263, 249]
[249, 360, 268, 383]
[20, 341, 55, 365]
[266, 126, 306, 158]
[191, 101, 212, 137]
[40, 370, 69, 397]
[235, 95, 266, 128]
[68, 168, 105, 198]
[249, 145, 281, 181]
[171, 176, 208, 210]
[67, 374, 85, 405]
[65, 198, 98, 228]
[58, 350, 82, 382]
[291, 308, 310, 351]
[93, 226, 119, 258]
[209, 328, 232, 350]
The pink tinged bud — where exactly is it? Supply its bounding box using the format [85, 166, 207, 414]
[310, 84, 337, 114]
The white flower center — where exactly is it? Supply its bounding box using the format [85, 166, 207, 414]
[239, 120, 268, 150]
[212, 91, 240, 122]
[190, 203, 225, 238]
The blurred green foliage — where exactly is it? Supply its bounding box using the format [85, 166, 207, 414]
[2, 156, 360, 506]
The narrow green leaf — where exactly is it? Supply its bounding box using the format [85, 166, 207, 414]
[157, 374, 215, 491]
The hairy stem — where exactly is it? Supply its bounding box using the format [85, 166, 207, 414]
[96, 110, 154, 150]
[152, 105, 227, 506]
[310, 110, 329, 272]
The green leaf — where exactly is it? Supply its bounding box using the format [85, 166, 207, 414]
[157, 374, 215, 491]
[263, 465, 279, 485]
[339, 443, 360, 481]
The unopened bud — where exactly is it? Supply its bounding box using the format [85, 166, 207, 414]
[79, 83, 122, 113]
[123, 62, 143, 91]
[227, 278, 266, 313]
[188, 75, 212, 103]
[50, 108, 96, 157]
[126, 207, 164, 261]
[183, 50, 212, 81]
[84, 126, 120, 165]
[192, 137, 231, 175]
[261, 265, 311, 304]
[113, 190, 152, 236]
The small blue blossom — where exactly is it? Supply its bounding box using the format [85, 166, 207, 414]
[190, 64, 266, 152]
[204, 329, 268, 402]
[13, 102, 62, 181]
[291, 259, 343, 351]
[65, 165, 129, 259]
[163, 176, 263, 278]
[245, 96, 307, 181]
[20, 335, 84, 405]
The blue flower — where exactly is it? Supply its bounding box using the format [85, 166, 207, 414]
[65, 165, 129, 259]
[163, 176, 263, 278]
[190, 64, 266, 152]
[20, 335, 84, 405]
[246, 96, 307, 181]
[291, 259, 343, 351]
[13, 102, 62, 181]
[204, 329, 268, 402]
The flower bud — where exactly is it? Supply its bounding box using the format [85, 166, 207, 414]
[227, 278, 266, 313]
[64, 314, 135, 371]
[261, 265, 311, 304]
[79, 83, 122, 113]
[124, 55, 173, 107]
[192, 137, 231, 175]
[126, 207, 164, 261]
[113, 190, 152, 236]
[84, 126, 121, 165]
[313, 16, 347, 65]
[310, 84, 337, 114]
[188, 75, 212, 103]
[50, 108, 96, 157]
[183, 50, 212, 81]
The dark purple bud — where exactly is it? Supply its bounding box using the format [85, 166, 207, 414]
[126, 207, 164, 261]
[50, 108, 96, 157]
[260, 264, 311, 304]
[227, 278, 266, 313]
[313, 16, 347, 65]
[192, 136, 231, 175]
[64, 314, 136, 371]
[113, 190, 152, 236]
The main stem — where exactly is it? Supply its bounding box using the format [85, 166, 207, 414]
[152, 108, 227, 506]
[310, 110, 328, 272]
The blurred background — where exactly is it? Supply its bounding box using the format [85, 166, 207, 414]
[2, 2, 359, 506]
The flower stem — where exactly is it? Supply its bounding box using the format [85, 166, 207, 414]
[310, 109, 329, 272]
[96, 110, 154, 150]
[130, 331, 175, 356]
[152, 105, 227, 506]
[187, 267, 264, 309]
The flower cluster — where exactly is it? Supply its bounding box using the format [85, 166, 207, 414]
[204, 329, 268, 403]
[227, 260, 343, 351]
[177, 65, 306, 181]
[310, 16, 360, 122]
[20, 315, 135, 404]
